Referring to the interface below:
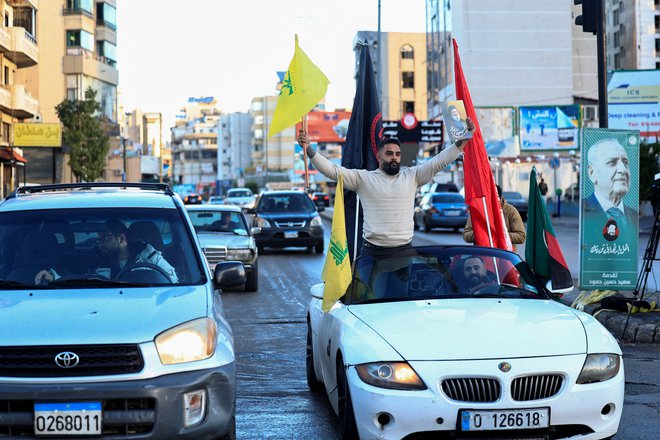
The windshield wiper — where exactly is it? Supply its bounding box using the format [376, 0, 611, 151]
[357, 297, 410, 305]
[48, 278, 151, 288]
[0, 280, 35, 289]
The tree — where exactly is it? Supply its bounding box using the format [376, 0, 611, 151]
[55, 87, 110, 182]
[640, 142, 659, 202]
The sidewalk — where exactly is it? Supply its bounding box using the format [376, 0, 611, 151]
[319, 207, 660, 343]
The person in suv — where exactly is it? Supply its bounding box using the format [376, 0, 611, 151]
[0, 182, 243, 439]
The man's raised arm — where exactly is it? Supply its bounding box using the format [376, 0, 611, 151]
[297, 130, 361, 191]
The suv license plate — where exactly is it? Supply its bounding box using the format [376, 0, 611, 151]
[34, 402, 102, 436]
[460, 408, 549, 431]
[284, 231, 298, 238]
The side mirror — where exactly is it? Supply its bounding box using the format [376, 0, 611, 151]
[250, 226, 262, 235]
[310, 282, 324, 300]
[214, 261, 246, 290]
[246, 207, 256, 215]
[317, 205, 325, 212]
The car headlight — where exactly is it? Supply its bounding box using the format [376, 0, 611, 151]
[310, 215, 322, 226]
[155, 318, 217, 365]
[576, 353, 621, 384]
[226, 249, 253, 261]
[356, 362, 427, 390]
[255, 217, 271, 228]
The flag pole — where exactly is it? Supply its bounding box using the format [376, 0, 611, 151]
[353, 194, 361, 261]
[301, 116, 310, 189]
[481, 196, 501, 281]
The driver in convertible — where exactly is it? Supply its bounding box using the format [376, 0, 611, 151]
[35, 220, 178, 284]
[461, 256, 495, 293]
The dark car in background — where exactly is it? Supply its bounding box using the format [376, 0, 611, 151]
[311, 192, 330, 207]
[414, 192, 468, 232]
[503, 191, 528, 221]
[249, 191, 325, 254]
[183, 194, 203, 205]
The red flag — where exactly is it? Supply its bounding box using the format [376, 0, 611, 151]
[453, 39, 512, 251]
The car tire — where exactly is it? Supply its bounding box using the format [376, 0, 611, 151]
[336, 355, 359, 440]
[245, 262, 258, 292]
[413, 216, 419, 230]
[424, 218, 432, 233]
[314, 242, 324, 254]
[219, 416, 236, 440]
[257, 244, 265, 254]
[306, 320, 323, 391]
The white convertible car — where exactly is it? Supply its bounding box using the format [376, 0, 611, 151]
[306, 246, 623, 440]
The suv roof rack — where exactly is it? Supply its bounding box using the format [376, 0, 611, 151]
[8, 182, 174, 199]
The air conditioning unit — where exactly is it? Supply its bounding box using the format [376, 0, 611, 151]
[584, 106, 598, 121]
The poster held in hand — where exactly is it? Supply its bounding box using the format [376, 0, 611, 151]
[441, 100, 473, 143]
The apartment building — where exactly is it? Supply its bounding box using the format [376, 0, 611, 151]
[605, 0, 658, 70]
[170, 97, 220, 189]
[21, 0, 118, 183]
[0, 0, 38, 195]
[353, 31, 428, 121]
[218, 112, 251, 185]
[250, 95, 296, 174]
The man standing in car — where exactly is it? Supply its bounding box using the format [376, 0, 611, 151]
[297, 121, 474, 256]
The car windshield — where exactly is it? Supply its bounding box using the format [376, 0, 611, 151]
[258, 194, 316, 213]
[0, 208, 205, 288]
[346, 246, 549, 304]
[432, 194, 465, 203]
[188, 210, 248, 233]
[228, 190, 252, 198]
[503, 192, 524, 200]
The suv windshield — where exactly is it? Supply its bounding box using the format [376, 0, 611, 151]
[257, 194, 316, 213]
[228, 190, 252, 198]
[347, 247, 548, 304]
[188, 210, 248, 233]
[0, 208, 204, 288]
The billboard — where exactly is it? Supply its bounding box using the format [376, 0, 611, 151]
[14, 123, 62, 147]
[608, 69, 660, 141]
[519, 106, 580, 151]
[579, 128, 639, 290]
[382, 120, 443, 143]
[296, 111, 351, 143]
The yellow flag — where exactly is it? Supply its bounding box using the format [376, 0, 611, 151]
[268, 35, 330, 138]
[321, 175, 352, 312]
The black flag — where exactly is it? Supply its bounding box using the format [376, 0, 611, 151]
[342, 42, 383, 262]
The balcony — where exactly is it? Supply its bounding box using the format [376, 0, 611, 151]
[7, 0, 38, 8]
[63, 47, 118, 85]
[5, 27, 38, 67]
[0, 27, 11, 54]
[0, 84, 39, 118]
[0, 86, 11, 113]
[95, 24, 116, 45]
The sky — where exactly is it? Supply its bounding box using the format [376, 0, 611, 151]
[116, 0, 427, 130]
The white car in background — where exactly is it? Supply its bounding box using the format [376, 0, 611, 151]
[307, 246, 624, 440]
[223, 188, 256, 210]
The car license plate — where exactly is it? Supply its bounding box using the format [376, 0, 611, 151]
[444, 210, 461, 216]
[284, 230, 298, 238]
[460, 408, 549, 431]
[34, 402, 102, 436]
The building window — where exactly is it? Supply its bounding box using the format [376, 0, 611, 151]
[66, 0, 93, 14]
[1, 122, 10, 143]
[4, 13, 7, 27]
[656, 15, 660, 31]
[402, 72, 415, 89]
[655, 38, 660, 52]
[401, 45, 414, 60]
[66, 29, 94, 51]
[3, 66, 8, 85]
[96, 2, 117, 30]
[613, 31, 620, 47]
[96, 40, 117, 66]
[656, 62, 660, 69]
[614, 53, 620, 69]
[403, 101, 415, 114]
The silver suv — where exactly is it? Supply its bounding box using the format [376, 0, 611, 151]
[0, 183, 244, 439]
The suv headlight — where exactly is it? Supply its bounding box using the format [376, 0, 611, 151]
[255, 217, 271, 228]
[226, 249, 253, 261]
[310, 215, 322, 226]
[356, 362, 427, 390]
[155, 318, 217, 365]
[576, 353, 621, 384]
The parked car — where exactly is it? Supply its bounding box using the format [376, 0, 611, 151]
[208, 195, 224, 205]
[307, 246, 623, 440]
[249, 190, 324, 254]
[186, 204, 259, 291]
[414, 192, 468, 232]
[224, 188, 256, 210]
[0, 182, 243, 439]
[503, 191, 529, 221]
[183, 193, 203, 205]
[312, 192, 330, 207]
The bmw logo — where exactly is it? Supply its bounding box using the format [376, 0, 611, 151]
[498, 362, 511, 373]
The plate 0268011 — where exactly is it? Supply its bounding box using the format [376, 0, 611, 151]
[34, 402, 102, 436]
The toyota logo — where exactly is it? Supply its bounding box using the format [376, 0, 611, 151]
[54, 352, 80, 369]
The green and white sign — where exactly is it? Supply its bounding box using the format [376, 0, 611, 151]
[579, 128, 639, 290]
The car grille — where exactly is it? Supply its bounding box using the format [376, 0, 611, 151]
[0, 345, 144, 377]
[441, 377, 501, 403]
[273, 220, 306, 228]
[0, 398, 155, 437]
[511, 374, 563, 401]
[203, 246, 228, 265]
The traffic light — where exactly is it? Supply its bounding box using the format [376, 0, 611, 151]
[574, 0, 598, 34]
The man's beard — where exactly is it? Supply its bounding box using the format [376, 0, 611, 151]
[383, 161, 400, 176]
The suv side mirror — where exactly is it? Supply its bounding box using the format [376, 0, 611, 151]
[250, 227, 261, 235]
[214, 261, 246, 290]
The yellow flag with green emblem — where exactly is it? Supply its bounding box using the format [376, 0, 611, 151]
[321, 175, 352, 312]
[268, 35, 330, 138]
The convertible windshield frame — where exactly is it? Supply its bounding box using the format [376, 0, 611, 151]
[343, 246, 550, 306]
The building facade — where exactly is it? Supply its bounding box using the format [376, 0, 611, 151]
[217, 112, 251, 186]
[605, 0, 658, 70]
[170, 97, 220, 191]
[0, 0, 39, 195]
[249, 95, 295, 175]
[354, 31, 428, 121]
[21, 0, 118, 183]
